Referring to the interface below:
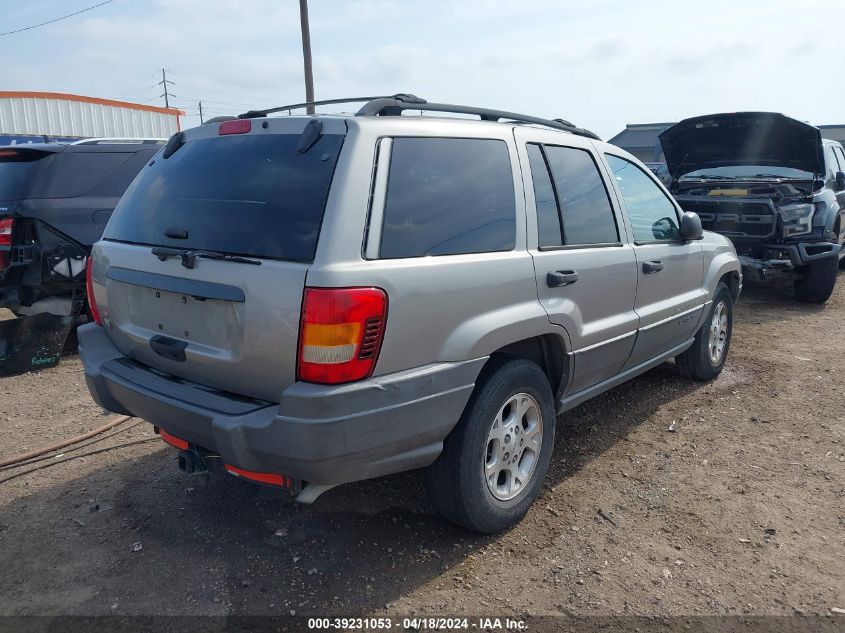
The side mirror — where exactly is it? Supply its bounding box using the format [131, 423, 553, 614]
[835, 171, 845, 192]
[679, 211, 704, 241]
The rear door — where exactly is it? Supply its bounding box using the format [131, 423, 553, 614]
[601, 152, 705, 370]
[515, 131, 638, 393]
[92, 118, 347, 402]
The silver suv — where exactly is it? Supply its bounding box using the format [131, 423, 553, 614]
[79, 95, 742, 532]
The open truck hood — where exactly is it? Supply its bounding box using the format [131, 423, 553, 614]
[659, 112, 824, 179]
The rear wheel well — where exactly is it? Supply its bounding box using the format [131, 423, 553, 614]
[719, 271, 741, 302]
[488, 335, 568, 398]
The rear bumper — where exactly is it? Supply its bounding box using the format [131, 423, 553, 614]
[736, 240, 841, 272]
[78, 323, 484, 486]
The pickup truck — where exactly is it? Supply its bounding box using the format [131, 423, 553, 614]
[661, 112, 845, 303]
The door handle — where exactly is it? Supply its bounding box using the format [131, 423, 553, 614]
[642, 260, 664, 274]
[547, 270, 579, 287]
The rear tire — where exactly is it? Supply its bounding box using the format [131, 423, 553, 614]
[795, 257, 838, 303]
[424, 357, 556, 533]
[676, 283, 733, 381]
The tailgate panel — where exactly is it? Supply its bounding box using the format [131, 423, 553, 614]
[93, 241, 308, 403]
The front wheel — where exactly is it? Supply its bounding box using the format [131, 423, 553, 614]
[424, 358, 556, 533]
[676, 283, 733, 381]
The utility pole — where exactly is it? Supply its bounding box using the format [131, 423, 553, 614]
[198, 101, 204, 124]
[298, 0, 315, 114]
[159, 68, 174, 109]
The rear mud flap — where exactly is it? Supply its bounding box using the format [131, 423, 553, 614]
[0, 313, 81, 376]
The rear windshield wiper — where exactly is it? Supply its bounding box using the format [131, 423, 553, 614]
[151, 246, 261, 269]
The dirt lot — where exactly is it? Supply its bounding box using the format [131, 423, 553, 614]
[0, 277, 843, 623]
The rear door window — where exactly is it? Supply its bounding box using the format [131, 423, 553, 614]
[104, 133, 345, 262]
[531, 144, 619, 246]
[526, 144, 563, 247]
[379, 137, 516, 258]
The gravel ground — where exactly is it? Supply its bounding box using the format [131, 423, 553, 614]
[0, 278, 843, 621]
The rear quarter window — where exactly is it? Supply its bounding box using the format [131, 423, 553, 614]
[379, 137, 516, 258]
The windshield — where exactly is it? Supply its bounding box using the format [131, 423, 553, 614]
[680, 165, 814, 180]
[0, 149, 51, 200]
[104, 133, 345, 262]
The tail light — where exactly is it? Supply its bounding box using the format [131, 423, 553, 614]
[297, 287, 387, 384]
[85, 255, 103, 325]
[0, 217, 12, 247]
[0, 217, 11, 269]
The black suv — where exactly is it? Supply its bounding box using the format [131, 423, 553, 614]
[661, 112, 845, 303]
[0, 140, 163, 317]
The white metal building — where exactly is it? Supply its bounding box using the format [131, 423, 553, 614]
[0, 91, 183, 144]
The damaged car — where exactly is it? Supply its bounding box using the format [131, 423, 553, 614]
[660, 112, 844, 303]
[0, 139, 164, 319]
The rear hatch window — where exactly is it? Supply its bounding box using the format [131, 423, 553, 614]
[104, 133, 345, 262]
[0, 148, 53, 201]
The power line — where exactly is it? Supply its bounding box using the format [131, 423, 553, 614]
[172, 80, 277, 106]
[114, 83, 160, 100]
[0, 0, 115, 37]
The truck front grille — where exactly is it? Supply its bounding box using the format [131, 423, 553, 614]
[675, 197, 777, 239]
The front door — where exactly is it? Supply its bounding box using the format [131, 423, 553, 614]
[602, 153, 706, 370]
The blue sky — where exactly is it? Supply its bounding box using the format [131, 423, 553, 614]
[1, 0, 843, 138]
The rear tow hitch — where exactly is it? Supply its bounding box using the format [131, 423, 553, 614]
[178, 449, 209, 474]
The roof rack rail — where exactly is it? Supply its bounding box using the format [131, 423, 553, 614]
[234, 93, 599, 140]
[357, 98, 601, 140]
[238, 93, 426, 119]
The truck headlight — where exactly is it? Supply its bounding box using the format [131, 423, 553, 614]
[779, 203, 814, 237]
